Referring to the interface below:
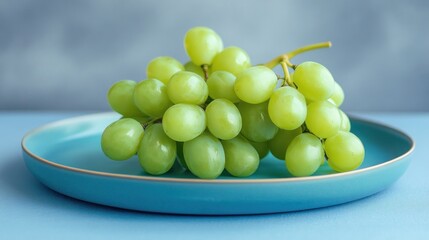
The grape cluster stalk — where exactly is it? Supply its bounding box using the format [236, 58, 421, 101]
[101, 26, 365, 179]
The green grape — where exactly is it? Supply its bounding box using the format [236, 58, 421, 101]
[293, 61, 335, 101]
[305, 101, 341, 138]
[234, 66, 277, 104]
[206, 71, 240, 103]
[167, 71, 208, 105]
[184, 131, 225, 179]
[222, 135, 259, 177]
[206, 99, 242, 140]
[268, 127, 302, 160]
[184, 27, 223, 66]
[162, 104, 206, 142]
[184, 61, 208, 79]
[339, 109, 351, 132]
[324, 131, 365, 172]
[248, 139, 269, 160]
[126, 115, 151, 125]
[211, 46, 251, 76]
[176, 141, 187, 169]
[133, 79, 173, 118]
[138, 123, 176, 175]
[329, 81, 345, 107]
[238, 101, 278, 142]
[107, 80, 145, 117]
[285, 133, 324, 177]
[146, 56, 184, 85]
[101, 118, 144, 160]
[268, 86, 307, 130]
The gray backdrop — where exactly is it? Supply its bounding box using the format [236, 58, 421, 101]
[1, 0, 428, 111]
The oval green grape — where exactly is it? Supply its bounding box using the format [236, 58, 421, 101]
[184, 131, 225, 179]
[146, 56, 184, 85]
[167, 71, 208, 105]
[206, 99, 242, 140]
[285, 133, 324, 177]
[325, 131, 365, 172]
[329, 81, 345, 107]
[162, 104, 206, 142]
[138, 123, 176, 175]
[107, 80, 145, 117]
[268, 127, 302, 160]
[268, 86, 307, 130]
[211, 46, 251, 76]
[293, 61, 335, 101]
[206, 71, 240, 103]
[184, 27, 223, 66]
[184, 61, 208, 79]
[238, 101, 278, 142]
[234, 66, 277, 104]
[222, 135, 259, 177]
[305, 101, 341, 138]
[339, 109, 351, 132]
[133, 78, 173, 118]
[101, 118, 144, 160]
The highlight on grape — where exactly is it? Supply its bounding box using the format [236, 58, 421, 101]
[101, 26, 365, 179]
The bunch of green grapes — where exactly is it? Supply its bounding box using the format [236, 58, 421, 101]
[101, 26, 365, 179]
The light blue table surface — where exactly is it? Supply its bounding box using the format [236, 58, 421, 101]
[1, 111, 428, 239]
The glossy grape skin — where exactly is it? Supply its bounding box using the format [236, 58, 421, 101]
[329, 81, 345, 107]
[222, 136, 259, 177]
[325, 131, 365, 172]
[184, 61, 207, 79]
[133, 79, 173, 118]
[107, 80, 145, 117]
[167, 71, 208, 105]
[175, 141, 187, 169]
[285, 133, 324, 177]
[101, 118, 144, 160]
[138, 123, 176, 175]
[162, 104, 206, 142]
[268, 86, 307, 130]
[237, 101, 278, 142]
[211, 46, 251, 76]
[127, 115, 151, 125]
[146, 56, 184, 85]
[248, 140, 269, 160]
[184, 131, 225, 179]
[305, 101, 341, 139]
[234, 66, 277, 104]
[206, 99, 242, 140]
[206, 71, 240, 103]
[184, 27, 223, 66]
[293, 61, 335, 101]
[268, 127, 302, 160]
[339, 109, 351, 132]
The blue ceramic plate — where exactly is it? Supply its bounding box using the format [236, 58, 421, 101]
[22, 113, 414, 215]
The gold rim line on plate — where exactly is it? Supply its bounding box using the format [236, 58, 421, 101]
[21, 112, 415, 184]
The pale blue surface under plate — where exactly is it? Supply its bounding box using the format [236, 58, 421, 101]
[21, 113, 414, 215]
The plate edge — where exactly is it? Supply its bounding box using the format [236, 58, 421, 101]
[21, 112, 416, 184]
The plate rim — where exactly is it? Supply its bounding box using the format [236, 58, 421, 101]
[21, 112, 415, 184]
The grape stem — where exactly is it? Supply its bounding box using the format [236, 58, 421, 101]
[201, 64, 209, 80]
[264, 41, 332, 69]
[280, 61, 292, 87]
[142, 118, 161, 129]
